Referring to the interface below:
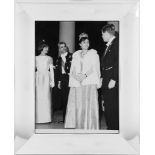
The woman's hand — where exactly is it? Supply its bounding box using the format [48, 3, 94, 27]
[100, 78, 103, 84]
[50, 81, 54, 88]
[76, 73, 86, 82]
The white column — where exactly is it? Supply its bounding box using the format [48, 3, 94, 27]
[108, 21, 119, 32]
[59, 21, 75, 53]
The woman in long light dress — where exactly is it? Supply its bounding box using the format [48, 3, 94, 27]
[65, 33, 101, 129]
[35, 44, 55, 123]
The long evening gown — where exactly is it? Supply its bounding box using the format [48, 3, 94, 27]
[65, 49, 101, 129]
[35, 55, 54, 123]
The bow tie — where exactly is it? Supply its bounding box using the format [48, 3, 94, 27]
[61, 52, 67, 58]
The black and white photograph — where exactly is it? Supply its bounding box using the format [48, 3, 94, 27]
[35, 21, 119, 132]
[14, 0, 140, 154]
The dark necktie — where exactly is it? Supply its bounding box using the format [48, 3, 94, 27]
[104, 45, 110, 57]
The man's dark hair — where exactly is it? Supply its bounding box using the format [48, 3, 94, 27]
[101, 24, 115, 36]
[58, 42, 67, 47]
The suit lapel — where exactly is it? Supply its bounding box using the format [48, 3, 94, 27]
[104, 45, 111, 57]
[103, 38, 116, 57]
[65, 52, 69, 62]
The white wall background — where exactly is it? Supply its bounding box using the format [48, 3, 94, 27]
[14, 0, 140, 140]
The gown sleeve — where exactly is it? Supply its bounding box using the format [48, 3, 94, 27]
[49, 57, 55, 88]
[91, 51, 101, 88]
[69, 52, 77, 79]
[95, 54, 101, 88]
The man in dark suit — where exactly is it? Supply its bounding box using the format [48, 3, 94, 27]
[101, 24, 119, 130]
[55, 42, 72, 122]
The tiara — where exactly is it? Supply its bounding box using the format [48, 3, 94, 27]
[79, 33, 88, 40]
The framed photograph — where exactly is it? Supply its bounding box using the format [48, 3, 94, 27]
[15, 0, 140, 154]
[35, 20, 119, 134]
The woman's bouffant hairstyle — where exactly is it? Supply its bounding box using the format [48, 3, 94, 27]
[79, 33, 89, 44]
[38, 43, 49, 53]
[101, 24, 115, 36]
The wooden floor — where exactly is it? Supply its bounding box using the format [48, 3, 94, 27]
[35, 110, 107, 130]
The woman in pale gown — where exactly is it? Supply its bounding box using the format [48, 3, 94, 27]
[35, 43, 55, 123]
[65, 33, 101, 129]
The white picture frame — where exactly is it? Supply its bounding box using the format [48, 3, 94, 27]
[14, 0, 140, 154]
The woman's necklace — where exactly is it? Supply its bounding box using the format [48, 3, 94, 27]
[81, 50, 88, 58]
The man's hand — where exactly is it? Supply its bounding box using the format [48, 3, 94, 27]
[58, 81, 61, 89]
[108, 79, 116, 89]
[101, 99, 105, 111]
